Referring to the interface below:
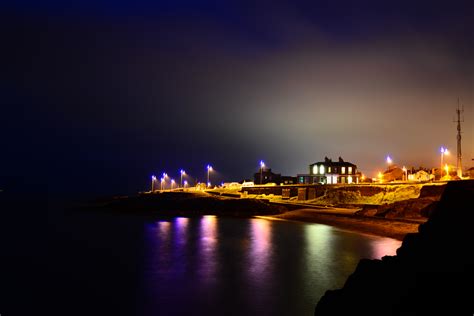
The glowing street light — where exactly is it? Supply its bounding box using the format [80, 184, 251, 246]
[180, 169, 186, 187]
[160, 177, 165, 191]
[207, 165, 213, 187]
[440, 147, 449, 178]
[259, 160, 265, 185]
[161, 172, 169, 190]
[386, 155, 393, 167]
[171, 179, 175, 190]
[151, 175, 157, 192]
[183, 180, 188, 188]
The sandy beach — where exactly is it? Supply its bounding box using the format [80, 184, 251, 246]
[264, 207, 423, 240]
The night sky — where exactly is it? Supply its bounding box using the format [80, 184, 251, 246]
[3, 0, 473, 197]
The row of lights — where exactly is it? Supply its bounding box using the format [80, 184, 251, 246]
[150, 160, 268, 191]
[151, 165, 214, 191]
[380, 146, 450, 181]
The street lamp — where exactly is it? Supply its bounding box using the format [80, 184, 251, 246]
[160, 177, 165, 191]
[171, 179, 175, 190]
[207, 165, 213, 187]
[180, 169, 186, 187]
[386, 155, 393, 169]
[440, 147, 449, 178]
[161, 172, 168, 190]
[259, 160, 265, 185]
[183, 180, 188, 188]
[151, 175, 157, 192]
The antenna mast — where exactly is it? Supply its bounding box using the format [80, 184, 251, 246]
[454, 99, 464, 178]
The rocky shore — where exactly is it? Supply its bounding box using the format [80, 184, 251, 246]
[314, 180, 474, 315]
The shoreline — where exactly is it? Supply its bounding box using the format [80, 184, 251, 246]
[85, 191, 424, 240]
[262, 209, 422, 240]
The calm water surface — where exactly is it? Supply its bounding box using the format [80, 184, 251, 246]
[142, 216, 400, 315]
[48, 211, 400, 316]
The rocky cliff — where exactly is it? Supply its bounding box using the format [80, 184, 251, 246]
[314, 180, 474, 315]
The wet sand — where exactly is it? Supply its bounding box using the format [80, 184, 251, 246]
[265, 208, 424, 240]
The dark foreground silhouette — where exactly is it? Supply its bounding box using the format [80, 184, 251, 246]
[315, 180, 474, 315]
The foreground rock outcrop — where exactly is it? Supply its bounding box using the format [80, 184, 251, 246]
[315, 180, 474, 315]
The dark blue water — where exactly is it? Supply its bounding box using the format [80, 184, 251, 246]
[43, 210, 400, 316]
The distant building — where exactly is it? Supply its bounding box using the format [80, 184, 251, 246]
[383, 166, 404, 182]
[280, 176, 297, 185]
[467, 167, 474, 179]
[253, 168, 297, 185]
[408, 170, 432, 182]
[297, 157, 359, 184]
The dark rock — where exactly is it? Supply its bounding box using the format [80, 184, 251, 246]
[83, 192, 287, 216]
[315, 180, 474, 315]
[418, 184, 446, 198]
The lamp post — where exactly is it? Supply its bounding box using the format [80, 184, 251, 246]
[440, 147, 449, 178]
[161, 173, 168, 191]
[180, 169, 186, 188]
[402, 166, 407, 181]
[171, 179, 175, 190]
[259, 160, 265, 185]
[151, 175, 156, 192]
[207, 165, 213, 187]
[183, 180, 188, 188]
[160, 177, 165, 191]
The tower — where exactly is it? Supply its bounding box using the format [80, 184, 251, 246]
[454, 99, 464, 178]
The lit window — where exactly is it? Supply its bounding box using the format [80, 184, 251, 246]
[332, 175, 337, 184]
[328, 167, 332, 173]
[348, 167, 352, 174]
[348, 176, 353, 184]
[313, 165, 318, 174]
[341, 167, 346, 174]
[319, 165, 325, 174]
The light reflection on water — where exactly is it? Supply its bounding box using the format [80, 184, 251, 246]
[248, 218, 273, 278]
[371, 237, 402, 259]
[199, 215, 218, 284]
[144, 217, 401, 315]
[304, 225, 333, 287]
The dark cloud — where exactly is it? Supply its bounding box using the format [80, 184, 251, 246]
[3, 0, 473, 196]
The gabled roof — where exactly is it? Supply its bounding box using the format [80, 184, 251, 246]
[310, 156, 356, 167]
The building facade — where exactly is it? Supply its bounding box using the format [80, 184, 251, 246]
[298, 157, 359, 184]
